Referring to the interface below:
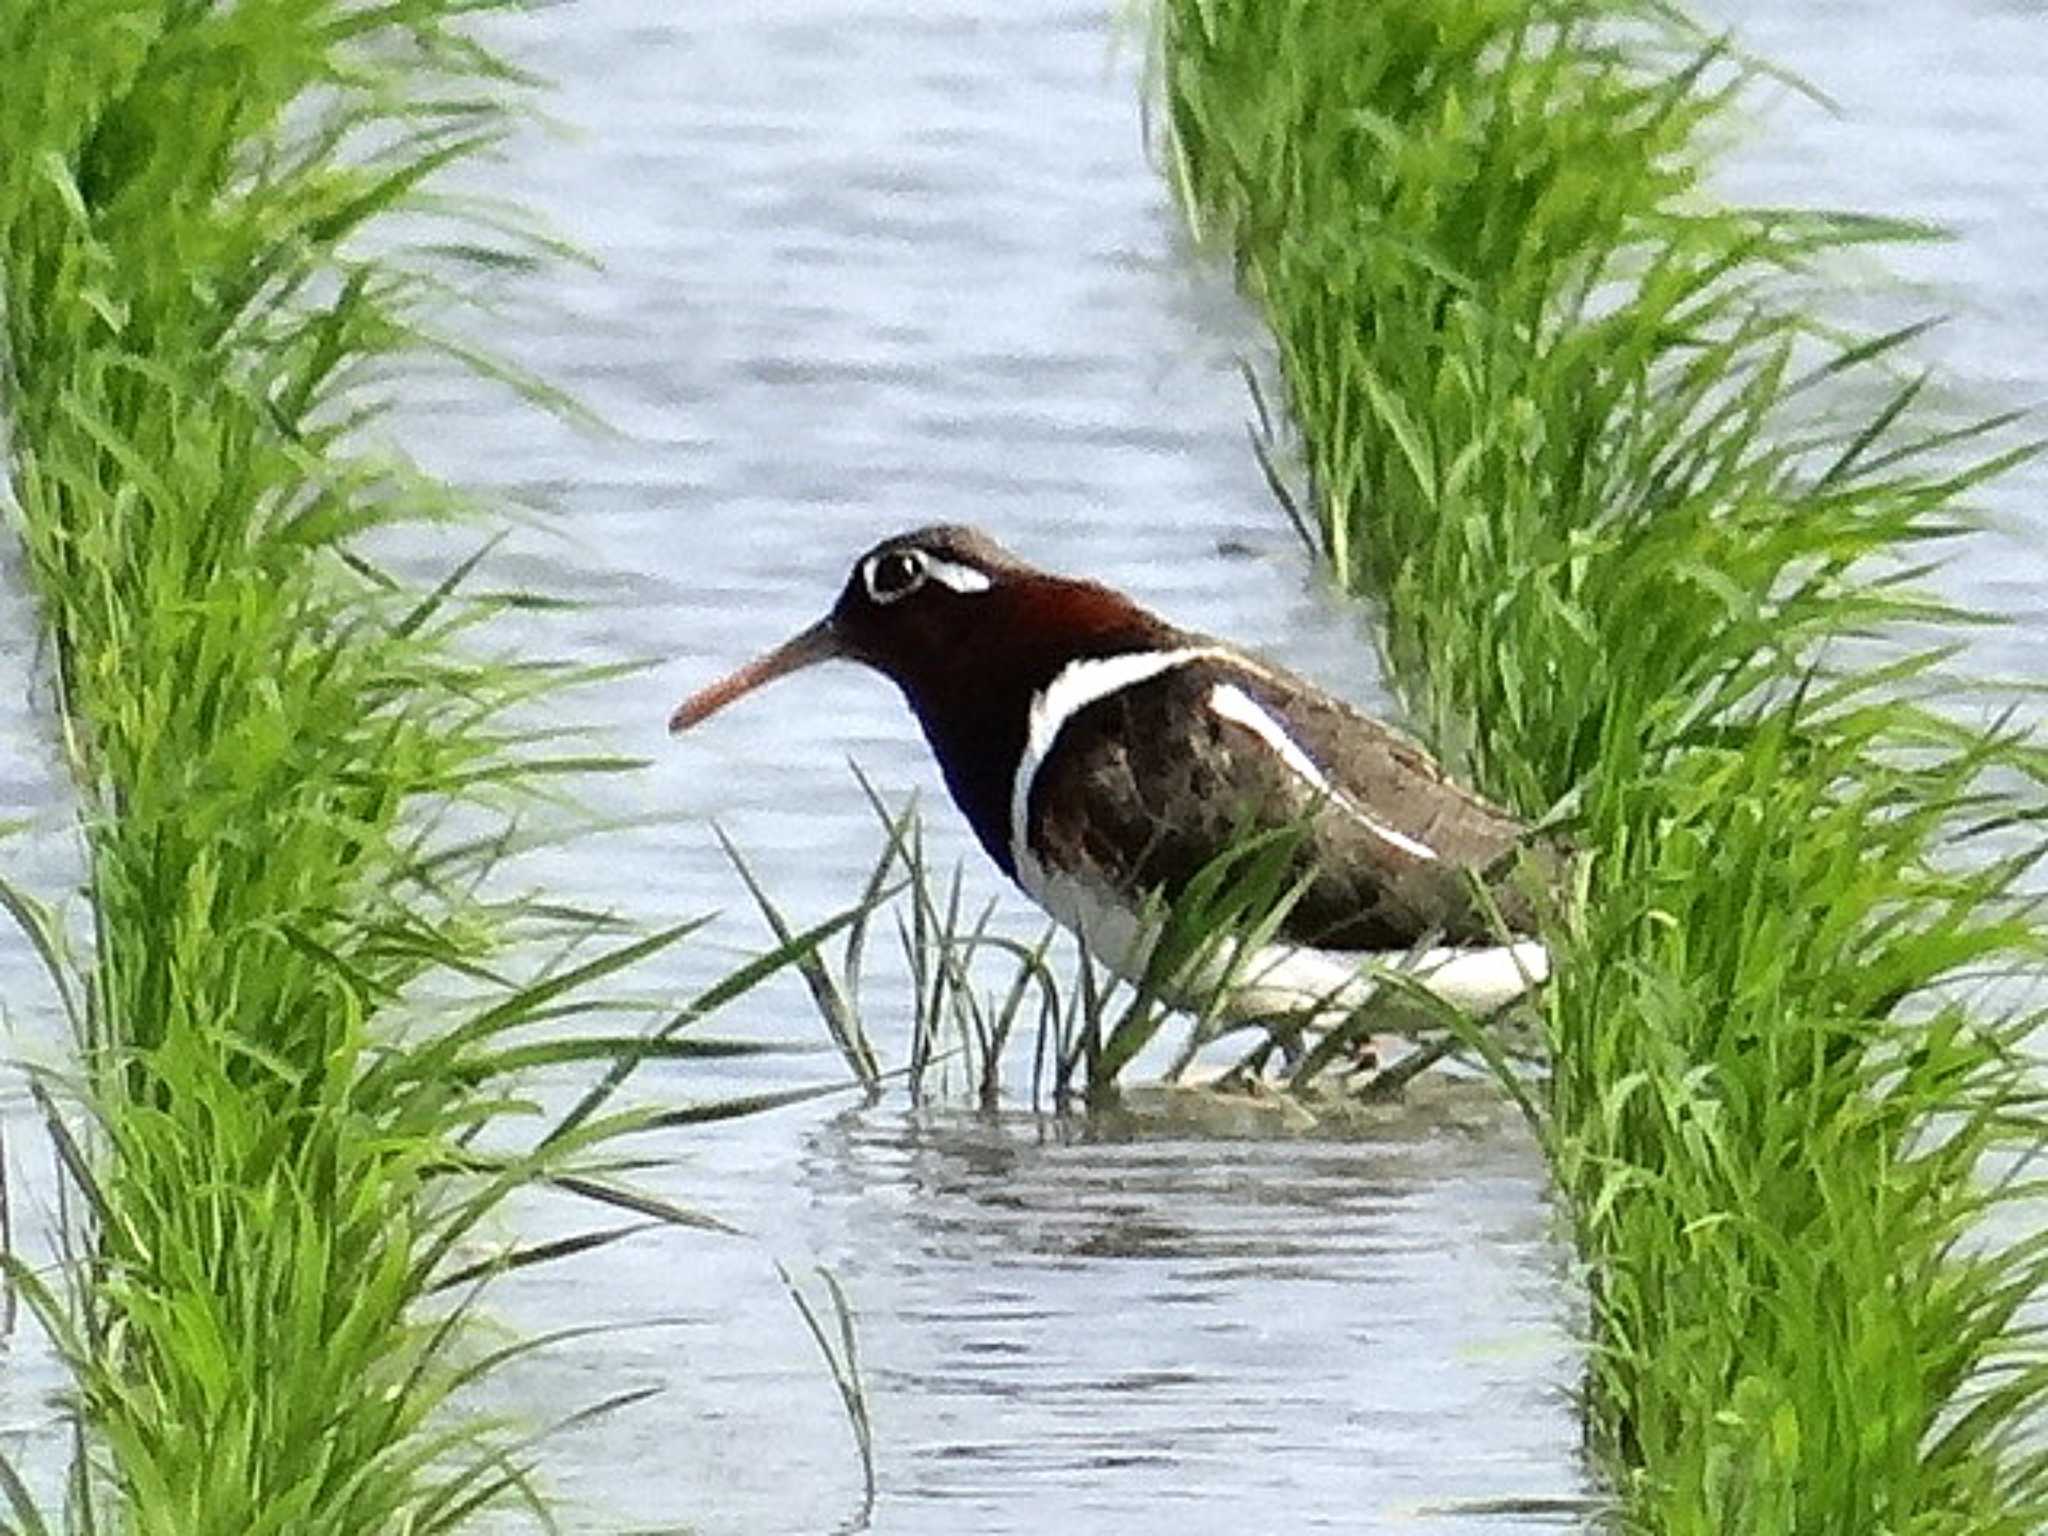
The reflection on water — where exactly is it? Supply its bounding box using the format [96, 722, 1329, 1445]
[800, 1106, 1588, 1535]
[487, 1100, 1591, 1535]
[3, 0, 2045, 1530]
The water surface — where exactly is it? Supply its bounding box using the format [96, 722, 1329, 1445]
[4, 1, 2045, 1530]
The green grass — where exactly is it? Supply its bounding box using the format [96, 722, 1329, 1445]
[15, 0, 2047, 1526]
[0, 1, 874, 1530]
[1155, 0, 2048, 1529]
[754, 773, 1483, 1119]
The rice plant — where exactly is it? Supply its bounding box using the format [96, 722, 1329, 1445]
[744, 770, 1512, 1125]
[0, 1, 877, 1530]
[1155, 0, 2048, 1529]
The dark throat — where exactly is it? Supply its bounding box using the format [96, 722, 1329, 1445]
[883, 581, 1173, 880]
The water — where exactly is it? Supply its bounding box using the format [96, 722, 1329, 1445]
[5, 0, 2047, 1529]
[423, 6, 1593, 1527]
[487, 1096, 1581, 1535]
[1712, 0, 2048, 664]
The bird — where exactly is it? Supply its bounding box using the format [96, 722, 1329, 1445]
[670, 525, 1560, 1037]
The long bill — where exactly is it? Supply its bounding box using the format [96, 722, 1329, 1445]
[669, 617, 844, 733]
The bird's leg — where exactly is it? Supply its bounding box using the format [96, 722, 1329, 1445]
[1347, 1032, 1458, 1101]
[1214, 1034, 1278, 1090]
[1281, 992, 1386, 1088]
[1212, 1016, 1311, 1089]
[1345, 987, 1550, 1100]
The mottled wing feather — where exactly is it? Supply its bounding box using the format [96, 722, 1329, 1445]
[1025, 654, 1557, 951]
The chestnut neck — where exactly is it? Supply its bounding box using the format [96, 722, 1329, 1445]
[868, 576, 1187, 875]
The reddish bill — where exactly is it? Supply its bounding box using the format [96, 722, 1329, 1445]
[668, 618, 843, 733]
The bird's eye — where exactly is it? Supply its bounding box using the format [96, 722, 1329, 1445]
[864, 549, 928, 604]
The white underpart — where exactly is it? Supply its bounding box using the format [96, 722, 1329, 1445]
[924, 557, 992, 594]
[1009, 652, 1550, 1025]
[1024, 860, 1547, 1022]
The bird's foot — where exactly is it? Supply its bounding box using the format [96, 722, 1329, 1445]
[1340, 1032, 1458, 1102]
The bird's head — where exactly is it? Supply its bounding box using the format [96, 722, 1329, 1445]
[668, 525, 1161, 733]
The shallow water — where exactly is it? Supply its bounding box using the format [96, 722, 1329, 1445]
[2, 0, 2044, 1530]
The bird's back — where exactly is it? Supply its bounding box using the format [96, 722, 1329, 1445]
[1023, 647, 1560, 954]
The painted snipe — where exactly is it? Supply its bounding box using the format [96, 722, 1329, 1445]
[671, 526, 1559, 1030]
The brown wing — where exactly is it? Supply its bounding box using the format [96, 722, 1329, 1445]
[1024, 653, 1557, 950]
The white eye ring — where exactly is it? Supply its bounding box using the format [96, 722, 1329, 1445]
[863, 549, 929, 604]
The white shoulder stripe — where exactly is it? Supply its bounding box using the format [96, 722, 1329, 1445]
[1009, 647, 1221, 869]
[1204, 682, 1440, 864]
[1207, 681, 1333, 793]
